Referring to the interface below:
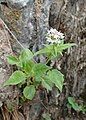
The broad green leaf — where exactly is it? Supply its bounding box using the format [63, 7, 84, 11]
[47, 69, 64, 92]
[7, 55, 19, 65]
[33, 63, 50, 77]
[18, 49, 34, 68]
[19, 48, 33, 63]
[68, 97, 80, 111]
[23, 85, 36, 100]
[23, 60, 35, 74]
[42, 79, 52, 91]
[35, 76, 42, 82]
[4, 71, 26, 86]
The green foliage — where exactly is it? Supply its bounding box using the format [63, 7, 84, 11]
[68, 97, 86, 113]
[42, 113, 51, 120]
[41, 69, 64, 92]
[22, 60, 35, 75]
[23, 85, 36, 100]
[47, 69, 64, 92]
[32, 63, 50, 78]
[4, 30, 76, 100]
[7, 55, 19, 65]
[42, 79, 53, 91]
[68, 97, 81, 111]
[4, 71, 26, 86]
[19, 48, 33, 62]
[35, 43, 76, 60]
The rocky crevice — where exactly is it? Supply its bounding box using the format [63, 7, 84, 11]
[0, 0, 86, 119]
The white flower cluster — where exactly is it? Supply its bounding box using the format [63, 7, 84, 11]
[46, 28, 64, 44]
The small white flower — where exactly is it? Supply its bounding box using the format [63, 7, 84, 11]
[46, 28, 64, 44]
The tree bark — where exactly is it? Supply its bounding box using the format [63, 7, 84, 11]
[0, 0, 86, 119]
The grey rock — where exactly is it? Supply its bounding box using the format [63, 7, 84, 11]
[0, 0, 6, 3]
[6, 0, 34, 9]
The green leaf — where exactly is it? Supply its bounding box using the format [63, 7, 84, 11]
[18, 49, 34, 68]
[33, 63, 50, 77]
[33, 81, 40, 88]
[54, 45, 58, 56]
[23, 85, 36, 100]
[4, 71, 26, 86]
[19, 48, 33, 63]
[7, 55, 19, 65]
[49, 43, 76, 59]
[42, 113, 51, 120]
[68, 97, 80, 111]
[35, 76, 42, 82]
[47, 69, 64, 92]
[42, 79, 52, 91]
[23, 60, 35, 74]
[35, 43, 76, 58]
[56, 43, 76, 52]
[34, 44, 53, 56]
[81, 106, 86, 112]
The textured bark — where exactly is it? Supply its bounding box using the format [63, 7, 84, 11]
[0, 0, 86, 119]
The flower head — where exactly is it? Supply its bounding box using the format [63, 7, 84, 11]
[46, 28, 64, 44]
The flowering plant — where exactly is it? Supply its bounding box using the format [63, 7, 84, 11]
[35, 28, 75, 61]
[46, 28, 64, 44]
[3, 28, 76, 100]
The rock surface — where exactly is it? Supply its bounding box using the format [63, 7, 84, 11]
[0, 0, 86, 119]
[0, 20, 12, 108]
